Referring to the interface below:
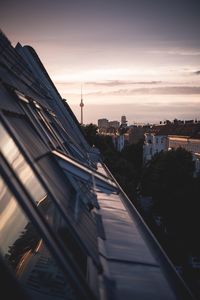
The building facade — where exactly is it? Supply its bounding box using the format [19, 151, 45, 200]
[108, 120, 120, 129]
[143, 123, 200, 175]
[143, 128, 168, 163]
[97, 118, 109, 130]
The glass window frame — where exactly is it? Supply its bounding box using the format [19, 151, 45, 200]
[0, 114, 97, 300]
[18, 100, 55, 149]
[0, 160, 95, 300]
[0, 111, 102, 270]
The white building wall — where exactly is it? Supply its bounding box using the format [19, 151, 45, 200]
[98, 118, 109, 129]
[143, 133, 168, 163]
[117, 135, 125, 152]
[111, 134, 125, 152]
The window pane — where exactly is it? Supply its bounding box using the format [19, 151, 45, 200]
[0, 124, 87, 273]
[0, 178, 77, 300]
[0, 124, 46, 204]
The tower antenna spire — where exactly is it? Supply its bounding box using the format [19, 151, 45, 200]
[80, 83, 84, 125]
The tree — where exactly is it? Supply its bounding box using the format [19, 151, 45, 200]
[141, 148, 194, 201]
[82, 123, 98, 146]
[81, 124, 144, 202]
[141, 147, 197, 252]
[121, 140, 143, 172]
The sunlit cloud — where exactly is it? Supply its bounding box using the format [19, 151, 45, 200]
[53, 68, 133, 82]
[85, 80, 162, 87]
[55, 80, 162, 87]
[52, 67, 165, 83]
[86, 86, 200, 96]
[150, 49, 200, 56]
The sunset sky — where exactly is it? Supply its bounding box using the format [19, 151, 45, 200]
[1, 0, 200, 124]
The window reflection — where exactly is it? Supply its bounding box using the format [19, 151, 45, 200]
[0, 124, 46, 204]
[0, 178, 76, 300]
[0, 124, 87, 274]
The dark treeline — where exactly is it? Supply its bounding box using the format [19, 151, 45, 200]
[140, 148, 200, 299]
[82, 123, 143, 202]
[141, 148, 200, 253]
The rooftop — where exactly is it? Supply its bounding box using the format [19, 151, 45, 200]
[151, 123, 200, 138]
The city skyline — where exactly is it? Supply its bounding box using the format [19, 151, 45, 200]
[1, 0, 200, 124]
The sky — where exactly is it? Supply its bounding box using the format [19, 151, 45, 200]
[1, 0, 200, 124]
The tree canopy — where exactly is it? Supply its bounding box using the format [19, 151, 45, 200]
[81, 124, 143, 202]
[141, 148, 194, 200]
[141, 147, 200, 251]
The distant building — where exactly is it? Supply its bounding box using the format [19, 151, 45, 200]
[143, 122, 200, 175]
[121, 115, 127, 126]
[143, 125, 168, 163]
[109, 120, 120, 129]
[98, 118, 109, 131]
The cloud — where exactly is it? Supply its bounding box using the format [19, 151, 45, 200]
[151, 50, 200, 56]
[85, 80, 162, 87]
[54, 80, 162, 87]
[54, 81, 75, 85]
[86, 86, 200, 96]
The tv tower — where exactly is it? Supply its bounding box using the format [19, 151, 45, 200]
[80, 85, 84, 125]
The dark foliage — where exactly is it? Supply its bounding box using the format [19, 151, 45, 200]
[141, 147, 200, 258]
[82, 124, 143, 202]
[82, 123, 98, 146]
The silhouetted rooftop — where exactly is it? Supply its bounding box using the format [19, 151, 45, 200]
[152, 123, 200, 138]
